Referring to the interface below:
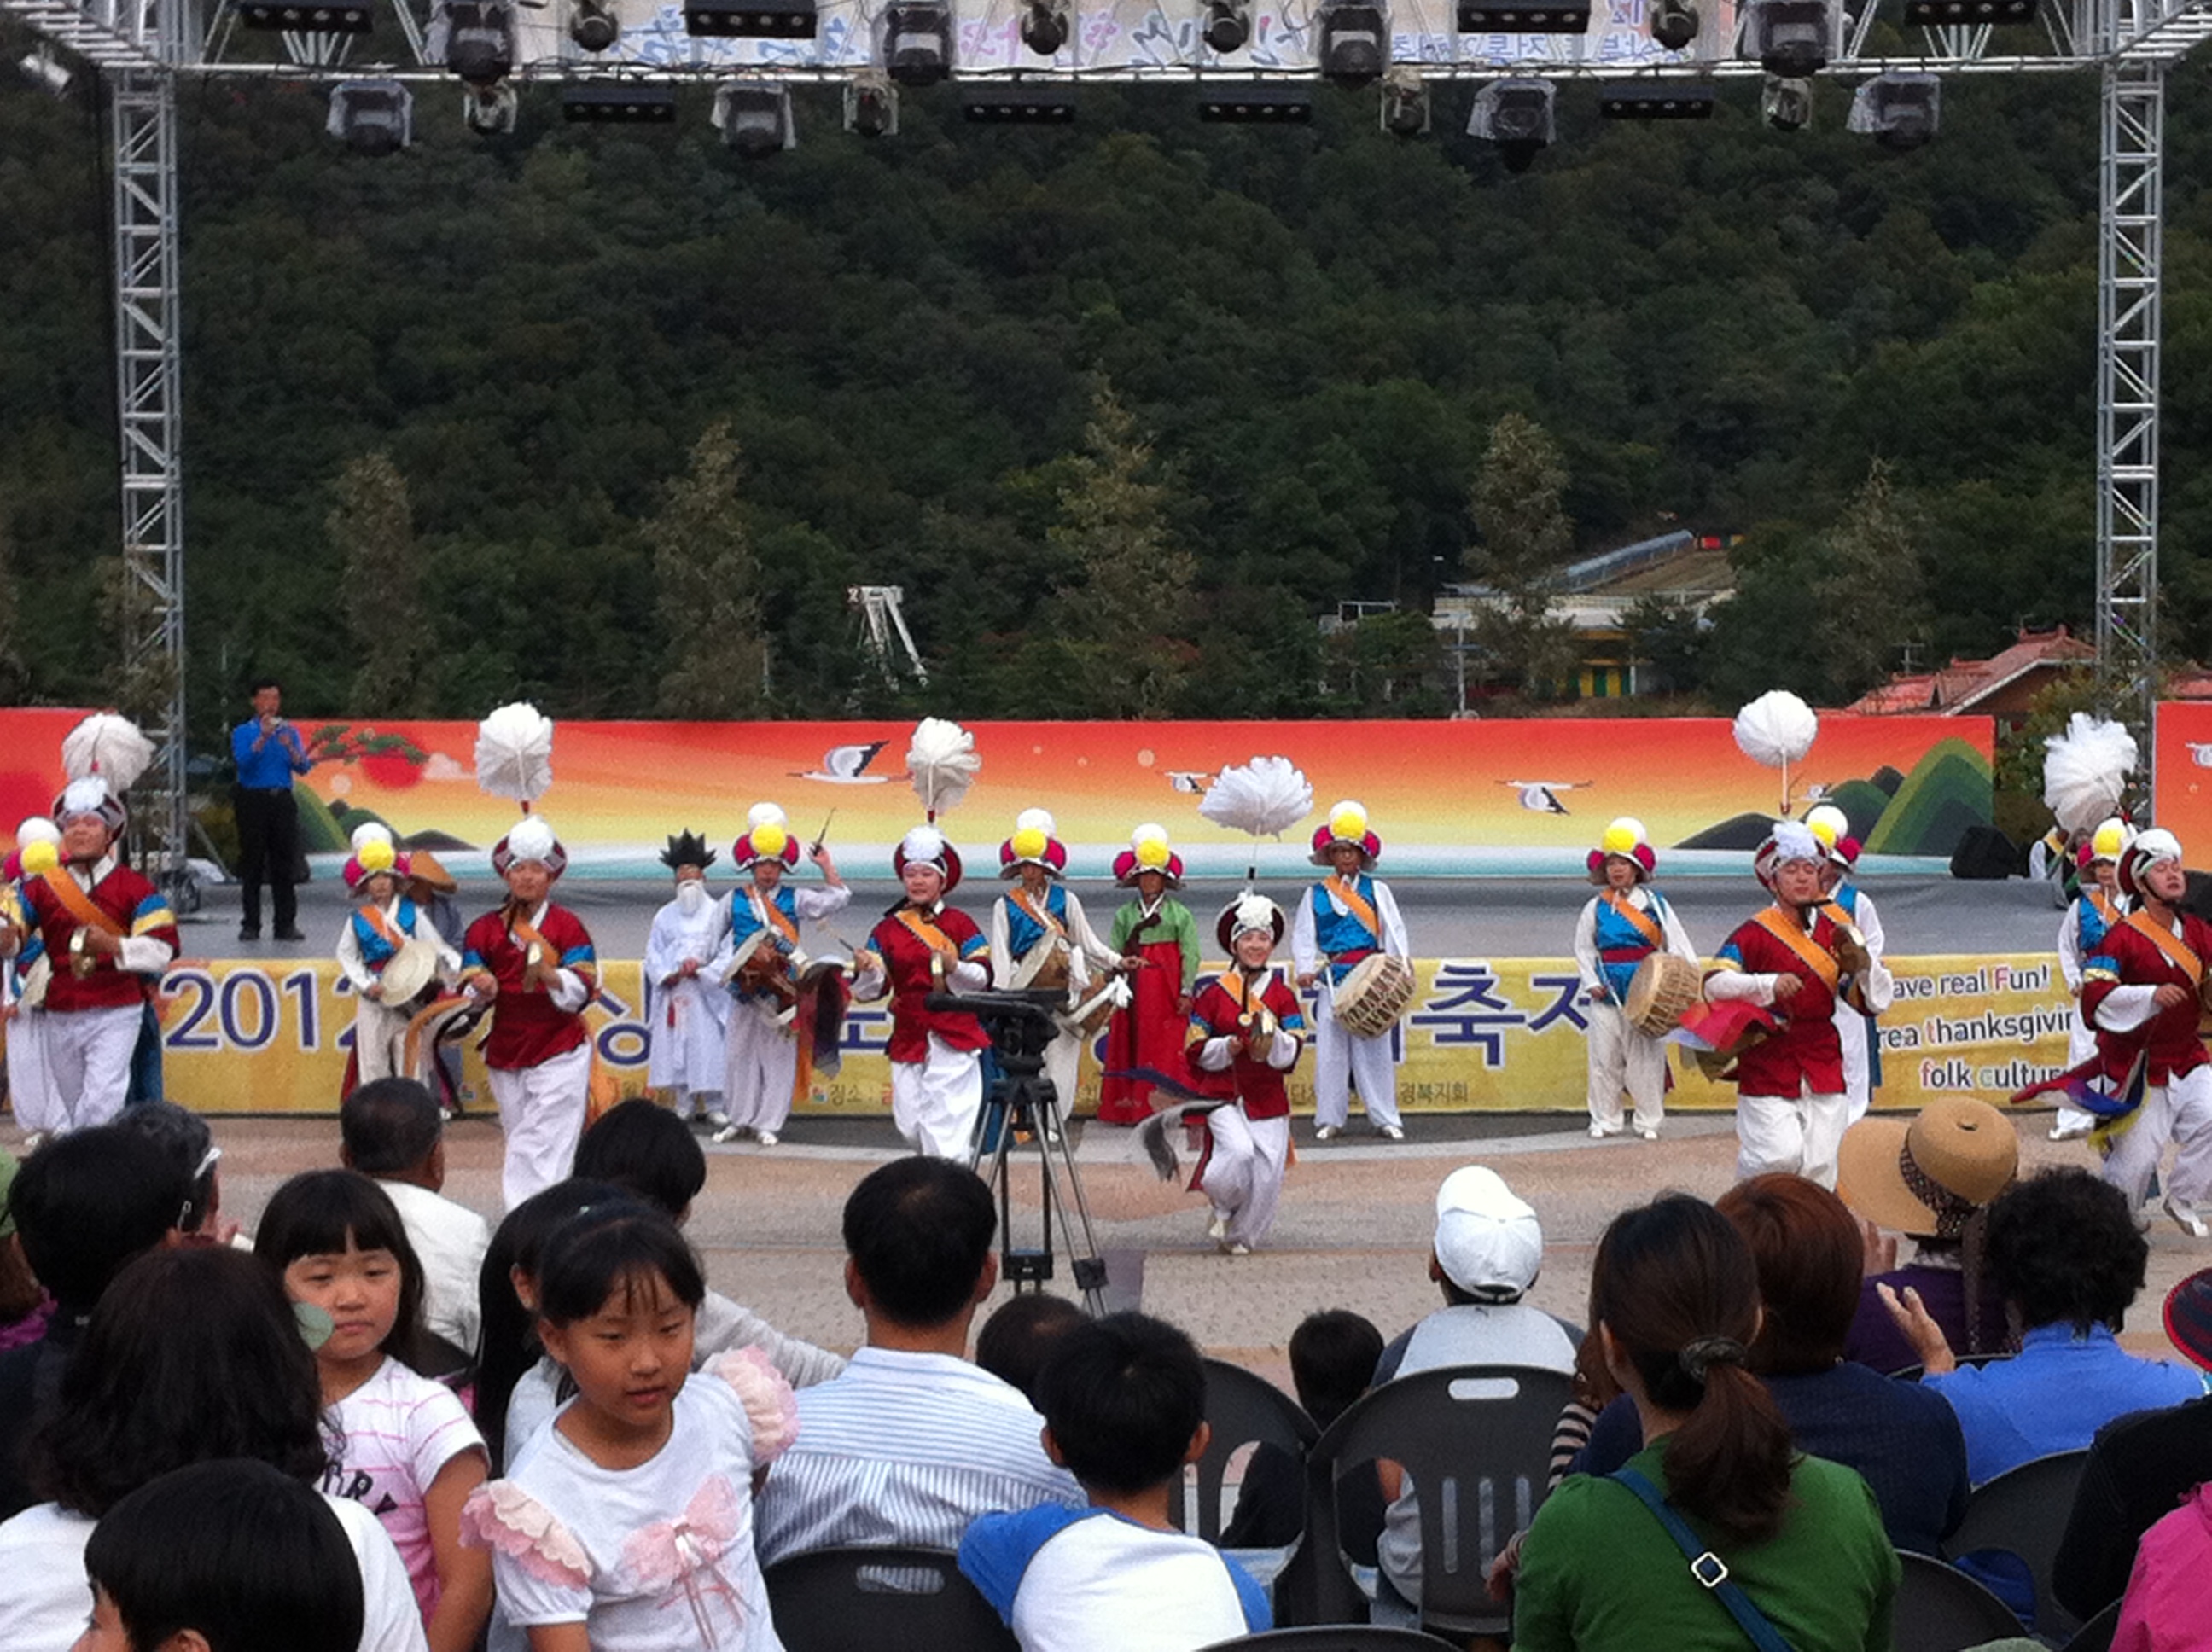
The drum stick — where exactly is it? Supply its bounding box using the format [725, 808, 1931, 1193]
[811, 811, 836, 854]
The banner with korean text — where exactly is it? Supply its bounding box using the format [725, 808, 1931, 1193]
[148, 950, 2074, 1117]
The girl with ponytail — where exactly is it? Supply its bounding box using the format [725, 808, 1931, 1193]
[1511, 1195, 1898, 1651]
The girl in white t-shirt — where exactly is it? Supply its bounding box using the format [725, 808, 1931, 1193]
[258, 1169, 493, 1652]
[460, 1201, 798, 1652]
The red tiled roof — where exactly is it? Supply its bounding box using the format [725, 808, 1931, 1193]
[1841, 628, 2093, 715]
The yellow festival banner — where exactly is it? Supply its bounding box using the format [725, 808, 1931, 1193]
[152, 951, 2075, 1117]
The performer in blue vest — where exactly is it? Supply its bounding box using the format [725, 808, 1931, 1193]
[1807, 803, 1888, 1126]
[1291, 800, 1411, 1142]
[2054, 817, 2131, 1141]
[335, 822, 457, 1086]
[1571, 817, 1698, 1141]
[986, 808, 1121, 1134]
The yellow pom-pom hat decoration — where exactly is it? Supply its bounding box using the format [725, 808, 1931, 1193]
[999, 808, 1067, 879]
[1802, 801, 1861, 869]
[733, 811, 801, 872]
[1309, 798, 1382, 868]
[1113, 822, 1185, 888]
[1586, 816, 1656, 884]
[20, 838, 60, 876]
[343, 827, 411, 892]
[2087, 817, 2132, 865]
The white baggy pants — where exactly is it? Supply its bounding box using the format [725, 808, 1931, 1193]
[1312, 992, 1400, 1131]
[43, 1003, 141, 1133]
[2102, 1064, 2212, 1208]
[892, 1034, 984, 1160]
[487, 1041, 593, 1211]
[1202, 1108, 1290, 1250]
[1585, 1001, 1665, 1134]
[1735, 1081, 1849, 1190]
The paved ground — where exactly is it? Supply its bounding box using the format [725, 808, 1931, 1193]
[27, 1105, 2202, 1391]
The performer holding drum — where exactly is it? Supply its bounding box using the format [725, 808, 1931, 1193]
[1806, 803, 1889, 1126]
[1293, 800, 1412, 1143]
[715, 805, 852, 1148]
[335, 823, 458, 1088]
[987, 808, 1123, 1133]
[1703, 820, 1892, 1189]
[1571, 817, 1697, 1142]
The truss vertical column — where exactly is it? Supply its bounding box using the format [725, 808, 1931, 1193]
[2095, 53, 2163, 796]
[110, 65, 190, 893]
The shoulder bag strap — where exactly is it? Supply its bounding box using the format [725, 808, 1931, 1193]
[1609, 1469, 1796, 1652]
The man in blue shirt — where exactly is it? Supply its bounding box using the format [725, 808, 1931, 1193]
[229, 678, 313, 942]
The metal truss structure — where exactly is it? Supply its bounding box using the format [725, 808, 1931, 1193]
[3, 0, 2206, 836]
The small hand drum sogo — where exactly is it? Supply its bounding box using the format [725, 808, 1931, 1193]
[1623, 953, 1702, 1038]
[1335, 953, 1416, 1038]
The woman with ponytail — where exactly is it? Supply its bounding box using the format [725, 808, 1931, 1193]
[1511, 1195, 1897, 1651]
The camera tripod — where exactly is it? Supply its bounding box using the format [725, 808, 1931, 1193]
[928, 988, 1109, 1315]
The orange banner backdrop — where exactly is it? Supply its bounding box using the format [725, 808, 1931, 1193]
[2155, 701, 2212, 850]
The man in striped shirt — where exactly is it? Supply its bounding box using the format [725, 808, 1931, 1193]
[753, 1158, 1083, 1563]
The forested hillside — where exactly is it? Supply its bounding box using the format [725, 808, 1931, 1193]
[3, 41, 2210, 744]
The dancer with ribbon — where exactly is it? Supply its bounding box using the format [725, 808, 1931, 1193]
[1184, 893, 1306, 1256]
[1291, 800, 1412, 1143]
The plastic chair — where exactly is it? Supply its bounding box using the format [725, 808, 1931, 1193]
[1303, 1363, 1575, 1638]
[1893, 1551, 2033, 1652]
[2058, 1598, 2122, 1652]
[1171, 1356, 1322, 1542]
[761, 1545, 1017, 1652]
[1199, 1627, 1462, 1651]
[1941, 1448, 2092, 1643]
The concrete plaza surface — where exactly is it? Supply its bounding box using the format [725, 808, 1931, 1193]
[19, 1106, 2203, 1389]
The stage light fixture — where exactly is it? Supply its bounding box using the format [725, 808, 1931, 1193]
[434, 0, 515, 85]
[713, 79, 795, 154]
[1648, 0, 1697, 46]
[238, 0, 374, 32]
[1379, 67, 1429, 136]
[961, 83, 1078, 121]
[1848, 70, 1939, 148]
[1455, 0, 1587, 32]
[1761, 71, 1812, 129]
[1598, 78, 1714, 118]
[1746, 0, 1829, 76]
[882, 1, 953, 84]
[1202, 0, 1252, 49]
[1318, 0, 1388, 85]
[15, 48, 72, 96]
[1021, 0, 1071, 54]
[1467, 75, 1552, 170]
[562, 82, 678, 121]
[1197, 81, 1313, 120]
[463, 83, 518, 133]
[329, 79, 412, 154]
[1904, 0, 2030, 19]
[685, 0, 818, 36]
[845, 73, 899, 135]
[570, 0, 620, 49]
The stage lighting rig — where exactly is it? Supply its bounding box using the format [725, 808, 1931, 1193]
[434, 0, 515, 86]
[238, 0, 373, 33]
[1318, 0, 1388, 86]
[685, 0, 818, 36]
[1599, 78, 1714, 117]
[1746, 0, 1830, 77]
[845, 73, 899, 135]
[882, 1, 953, 84]
[1848, 71, 1939, 148]
[1456, 0, 1587, 32]
[329, 79, 412, 153]
[1468, 75, 1553, 170]
[714, 80, 795, 154]
[1022, 0, 1071, 54]
[570, 0, 620, 50]
[1198, 82, 1313, 119]
[1649, 0, 1697, 48]
[1379, 67, 1429, 136]
[1761, 72, 1812, 129]
[1202, 0, 1251, 49]
[463, 83, 518, 133]
[562, 82, 678, 120]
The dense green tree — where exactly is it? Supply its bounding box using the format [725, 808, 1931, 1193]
[1813, 459, 1929, 701]
[329, 452, 434, 714]
[646, 422, 766, 718]
[1466, 414, 1580, 698]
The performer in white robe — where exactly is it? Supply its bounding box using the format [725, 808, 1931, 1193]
[2, 819, 61, 1141]
[985, 809, 1122, 1132]
[643, 829, 734, 1126]
[1570, 817, 1698, 1141]
[1807, 804, 1889, 1126]
[716, 806, 852, 1147]
[1291, 800, 1412, 1141]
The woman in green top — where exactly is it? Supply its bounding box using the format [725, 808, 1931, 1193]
[1097, 824, 1201, 1126]
[1512, 1195, 1899, 1652]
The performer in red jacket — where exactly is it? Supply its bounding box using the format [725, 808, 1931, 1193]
[2081, 828, 2212, 1236]
[1703, 819, 1891, 1190]
[852, 825, 992, 1159]
[459, 815, 597, 1209]
[1185, 893, 1306, 1256]
[1, 775, 177, 1137]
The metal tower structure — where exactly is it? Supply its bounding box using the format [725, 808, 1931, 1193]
[4, 0, 2209, 826]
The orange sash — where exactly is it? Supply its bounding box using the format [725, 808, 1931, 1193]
[2092, 891, 2122, 929]
[1752, 905, 1842, 993]
[750, 892, 800, 945]
[2125, 909, 2203, 986]
[1014, 888, 1066, 942]
[357, 903, 407, 948]
[895, 907, 962, 960]
[1325, 876, 1382, 947]
[37, 870, 125, 939]
[1603, 891, 1665, 950]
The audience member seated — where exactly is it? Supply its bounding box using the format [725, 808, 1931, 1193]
[114, 1101, 234, 1245]
[961, 1312, 1270, 1652]
[753, 1157, 1083, 1564]
[0, 1246, 427, 1652]
[79, 1459, 366, 1652]
[342, 1079, 491, 1361]
[1511, 1195, 1898, 1652]
[570, 1099, 846, 1387]
[0, 1128, 189, 1521]
[2108, 1480, 2212, 1651]
[1881, 1166, 2212, 1486]
[1373, 1165, 1579, 1618]
[1573, 1174, 1970, 1555]
[2054, 1265, 2212, 1620]
[975, 1292, 1087, 1404]
[1220, 1307, 1388, 1556]
[0, 1150, 53, 1354]
[1837, 1096, 2017, 1373]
